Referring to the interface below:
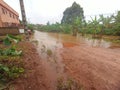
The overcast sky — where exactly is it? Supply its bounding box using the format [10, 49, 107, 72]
[4, 0, 120, 24]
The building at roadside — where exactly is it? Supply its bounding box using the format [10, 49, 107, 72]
[0, 0, 19, 27]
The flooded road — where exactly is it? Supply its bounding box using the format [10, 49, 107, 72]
[34, 31, 120, 49]
[33, 31, 69, 90]
[33, 31, 120, 90]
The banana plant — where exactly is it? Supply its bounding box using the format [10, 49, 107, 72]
[90, 16, 100, 38]
[3, 34, 21, 46]
[72, 17, 83, 36]
[99, 14, 114, 35]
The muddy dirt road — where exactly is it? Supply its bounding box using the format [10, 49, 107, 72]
[61, 44, 120, 90]
[33, 31, 120, 90]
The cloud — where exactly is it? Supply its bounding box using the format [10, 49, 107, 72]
[4, 0, 120, 24]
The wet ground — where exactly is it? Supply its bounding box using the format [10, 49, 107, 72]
[33, 31, 120, 90]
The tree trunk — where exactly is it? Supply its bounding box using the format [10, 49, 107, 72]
[72, 27, 78, 36]
[73, 29, 78, 36]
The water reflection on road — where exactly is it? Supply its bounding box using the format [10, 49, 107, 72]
[34, 31, 112, 49]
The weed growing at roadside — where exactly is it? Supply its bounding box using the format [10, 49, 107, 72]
[0, 64, 24, 82]
[57, 77, 83, 90]
[41, 44, 46, 53]
[31, 40, 39, 45]
[46, 49, 52, 56]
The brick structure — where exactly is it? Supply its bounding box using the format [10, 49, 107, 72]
[0, 0, 19, 27]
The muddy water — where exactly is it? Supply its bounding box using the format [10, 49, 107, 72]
[33, 31, 120, 90]
[34, 31, 119, 48]
[47, 33, 112, 48]
[33, 31, 67, 90]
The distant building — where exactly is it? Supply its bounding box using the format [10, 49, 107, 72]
[0, 0, 19, 27]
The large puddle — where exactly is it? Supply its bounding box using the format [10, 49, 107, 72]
[33, 31, 120, 49]
[33, 31, 120, 90]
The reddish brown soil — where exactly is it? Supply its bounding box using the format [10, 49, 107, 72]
[63, 42, 78, 47]
[61, 44, 120, 90]
[12, 42, 49, 90]
[11, 41, 120, 90]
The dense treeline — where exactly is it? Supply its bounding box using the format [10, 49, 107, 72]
[36, 2, 120, 37]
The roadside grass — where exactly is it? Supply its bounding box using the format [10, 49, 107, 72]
[57, 77, 83, 90]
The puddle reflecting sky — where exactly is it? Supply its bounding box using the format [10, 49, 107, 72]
[33, 31, 119, 49]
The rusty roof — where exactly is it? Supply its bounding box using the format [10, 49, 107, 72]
[0, 0, 19, 16]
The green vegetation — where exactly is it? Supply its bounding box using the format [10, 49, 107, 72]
[57, 77, 83, 90]
[37, 2, 84, 36]
[28, 23, 35, 32]
[0, 35, 24, 89]
[38, 22, 61, 33]
[46, 49, 52, 56]
[0, 47, 22, 56]
[61, 2, 84, 36]
[61, 2, 84, 25]
[36, 2, 120, 39]
[0, 64, 24, 82]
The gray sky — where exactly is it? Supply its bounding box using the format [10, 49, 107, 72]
[4, 0, 120, 24]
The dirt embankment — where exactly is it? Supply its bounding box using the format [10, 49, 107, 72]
[13, 42, 48, 90]
[61, 44, 120, 90]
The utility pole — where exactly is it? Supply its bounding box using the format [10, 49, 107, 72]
[19, 0, 28, 39]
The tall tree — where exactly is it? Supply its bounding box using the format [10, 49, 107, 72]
[61, 2, 84, 36]
[61, 2, 84, 24]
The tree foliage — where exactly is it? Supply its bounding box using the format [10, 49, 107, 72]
[36, 5, 120, 37]
[61, 2, 84, 24]
[114, 11, 120, 35]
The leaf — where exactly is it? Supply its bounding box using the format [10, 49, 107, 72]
[3, 37, 11, 46]
[18, 68, 24, 73]
[2, 66, 9, 72]
[0, 64, 9, 72]
[16, 50, 22, 55]
[11, 50, 22, 56]
[7, 34, 20, 43]
[0, 49, 3, 55]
